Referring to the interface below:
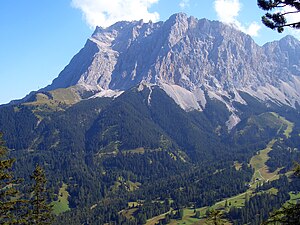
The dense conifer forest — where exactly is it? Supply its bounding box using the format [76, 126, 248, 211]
[0, 87, 300, 224]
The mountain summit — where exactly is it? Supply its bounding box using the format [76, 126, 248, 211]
[43, 13, 300, 127]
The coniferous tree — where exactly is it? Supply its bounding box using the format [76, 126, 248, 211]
[27, 164, 53, 225]
[0, 132, 26, 224]
[258, 0, 300, 32]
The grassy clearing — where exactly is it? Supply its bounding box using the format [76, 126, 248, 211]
[166, 208, 232, 225]
[52, 183, 70, 215]
[146, 186, 277, 224]
[212, 188, 275, 211]
[146, 210, 172, 225]
[265, 187, 278, 195]
[250, 139, 275, 172]
[123, 147, 145, 154]
[214, 191, 252, 209]
[96, 141, 120, 158]
[289, 192, 300, 204]
[249, 113, 293, 184]
[127, 201, 142, 208]
[249, 138, 283, 186]
[165, 208, 202, 225]
[281, 118, 294, 139]
[25, 88, 81, 109]
[50, 88, 81, 105]
[120, 208, 139, 219]
[126, 180, 141, 191]
[260, 167, 282, 181]
[270, 112, 294, 138]
[249, 113, 294, 184]
[110, 177, 141, 193]
[146, 204, 233, 225]
[120, 201, 143, 220]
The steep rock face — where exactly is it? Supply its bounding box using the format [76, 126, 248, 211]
[263, 35, 300, 77]
[45, 13, 300, 122]
[46, 39, 100, 90]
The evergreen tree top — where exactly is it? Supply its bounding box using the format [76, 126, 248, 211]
[258, 0, 300, 32]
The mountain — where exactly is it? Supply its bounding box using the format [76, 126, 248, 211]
[41, 13, 300, 129]
[1, 13, 300, 224]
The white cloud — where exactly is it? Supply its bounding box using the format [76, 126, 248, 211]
[214, 0, 261, 37]
[179, 0, 190, 9]
[71, 0, 160, 28]
[245, 22, 261, 37]
[214, 0, 241, 24]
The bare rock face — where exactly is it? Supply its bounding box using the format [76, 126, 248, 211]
[45, 13, 300, 126]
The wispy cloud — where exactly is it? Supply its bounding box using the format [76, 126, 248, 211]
[71, 0, 160, 28]
[214, 0, 261, 37]
[179, 0, 190, 9]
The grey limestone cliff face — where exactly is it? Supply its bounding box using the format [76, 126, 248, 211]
[45, 39, 100, 90]
[45, 13, 300, 116]
[263, 35, 300, 78]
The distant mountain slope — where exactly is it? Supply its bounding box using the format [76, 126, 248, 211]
[42, 14, 300, 117]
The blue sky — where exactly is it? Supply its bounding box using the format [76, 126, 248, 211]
[0, 0, 299, 104]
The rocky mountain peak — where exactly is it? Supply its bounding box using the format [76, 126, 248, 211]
[279, 35, 300, 47]
[43, 13, 300, 129]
